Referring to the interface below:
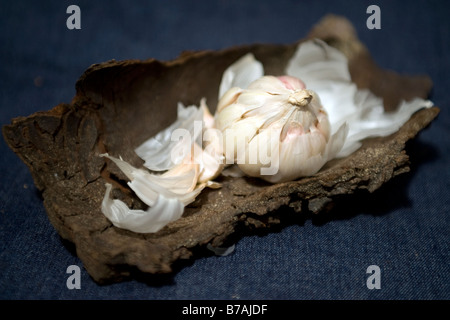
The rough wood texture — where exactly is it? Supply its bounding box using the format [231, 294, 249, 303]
[2, 15, 439, 283]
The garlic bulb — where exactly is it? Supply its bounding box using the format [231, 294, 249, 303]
[215, 74, 346, 183]
[215, 39, 432, 183]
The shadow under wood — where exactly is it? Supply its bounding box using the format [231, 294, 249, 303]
[311, 137, 439, 226]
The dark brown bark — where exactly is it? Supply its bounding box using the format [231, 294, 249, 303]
[2, 15, 439, 283]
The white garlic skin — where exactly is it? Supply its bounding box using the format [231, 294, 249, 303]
[215, 75, 331, 183]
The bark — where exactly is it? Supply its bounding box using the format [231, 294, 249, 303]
[2, 15, 439, 283]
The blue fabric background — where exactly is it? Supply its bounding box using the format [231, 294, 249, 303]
[0, 0, 449, 300]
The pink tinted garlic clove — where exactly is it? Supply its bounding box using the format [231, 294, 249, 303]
[277, 75, 306, 91]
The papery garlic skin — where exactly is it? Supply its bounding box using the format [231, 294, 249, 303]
[218, 53, 264, 99]
[135, 101, 204, 171]
[100, 150, 211, 234]
[215, 75, 341, 183]
[102, 183, 185, 234]
[100, 100, 223, 233]
[286, 39, 433, 157]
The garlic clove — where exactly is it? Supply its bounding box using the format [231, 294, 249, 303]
[223, 116, 266, 164]
[192, 142, 224, 183]
[236, 90, 272, 108]
[214, 102, 246, 131]
[278, 75, 306, 91]
[217, 87, 242, 113]
[237, 126, 282, 178]
[246, 75, 289, 93]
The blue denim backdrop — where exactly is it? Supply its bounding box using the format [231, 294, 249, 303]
[0, 0, 449, 300]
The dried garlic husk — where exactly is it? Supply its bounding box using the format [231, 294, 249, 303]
[101, 100, 222, 233]
[286, 39, 433, 157]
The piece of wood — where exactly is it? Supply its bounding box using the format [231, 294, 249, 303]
[2, 15, 439, 283]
